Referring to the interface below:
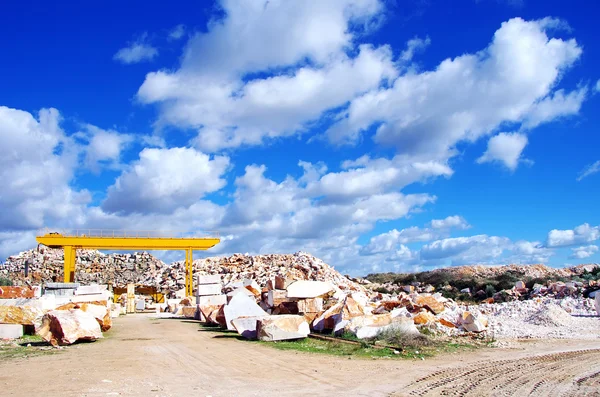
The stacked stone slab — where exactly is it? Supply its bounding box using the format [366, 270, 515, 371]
[197, 274, 226, 321]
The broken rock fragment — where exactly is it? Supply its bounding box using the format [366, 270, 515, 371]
[257, 315, 310, 341]
[36, 309, 103, 346]
[55, 302, 112, 332]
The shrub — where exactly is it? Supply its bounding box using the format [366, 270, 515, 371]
[484, 284, 496, 297]
[0, 277, 13, 286]
[370, 327, 432, 348]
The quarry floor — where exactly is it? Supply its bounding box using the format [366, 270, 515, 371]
[0, 314, 599, 397]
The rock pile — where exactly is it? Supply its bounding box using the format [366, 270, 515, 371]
[2, 249, 364, 296]
[2, 247, 165, 288]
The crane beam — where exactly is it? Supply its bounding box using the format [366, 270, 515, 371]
[35, 230, 220, 297]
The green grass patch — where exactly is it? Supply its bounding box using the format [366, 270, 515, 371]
[0, 335, 58, 360]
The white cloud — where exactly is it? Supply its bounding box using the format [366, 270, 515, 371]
[114, 35, 158, 64]
[360, 227, 438, 255]
[419, 235, 510, 265]
[570, 245, 599, 259]
[77, 125, 133, 173]
[430, 215, 470, 230]
[477, 132, 528, 170]
[141, 44, 396, 151]
[102, 148, 230, 214]
[168, 24, 186, 41]
[546, 223, 600, 247]
[306, 155, 452, 200]
[360, 215, 469, 256]
[509, 240, 554, 263]
[595, 79, 600, 93]
[327, 18, 584, 162]
[0, 106, 90, 232]
[577, 160, 600, 181]
[400, 36, 431, 62]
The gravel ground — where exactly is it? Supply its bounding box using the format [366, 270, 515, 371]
[467, 297, 600, 340]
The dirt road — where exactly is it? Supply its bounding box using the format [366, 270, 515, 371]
[0, 314, 598, 397]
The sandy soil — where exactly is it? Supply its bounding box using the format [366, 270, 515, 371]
[0, 314, 598, 397]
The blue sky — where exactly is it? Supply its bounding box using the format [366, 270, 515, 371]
[1, 0, 599, 275]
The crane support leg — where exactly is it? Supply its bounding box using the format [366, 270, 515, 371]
[185, 248, 193, 297]
[63, 246, 76, 283]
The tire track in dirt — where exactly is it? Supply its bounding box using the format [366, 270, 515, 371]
[394, 349, 600, 397]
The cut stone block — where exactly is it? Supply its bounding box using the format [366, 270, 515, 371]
[198, 294, 227, 306]
[198, 274, 222, 285]
[297, 298, 323, 313]
[36, 309, 102, 346]
[0, 286, 35, 299]
[74, 285, 108, 295]
[275, 276, 293, 290]
[257, 315, 310, 341]
[136, 300, 146, 311]
[198, 283, 222, 296]
[355, 317, 419, 340]
[223, 293, 268, 331]
[0, 324, 24, 339]
[287, 281, 334, 299]
[267, 290, 288, 307]
[181, 306, 197, 318]
[231, 315, 268, 339]
[45, 283, 80, 290]
[243, 279, 261, 296]
[0, 299, 45, 325]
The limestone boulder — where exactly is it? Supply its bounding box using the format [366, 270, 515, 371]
[0, 299, 45, 325]
[355, 317, 420, 340]
[594, 293, 600, 316]
[286, 281, 334, 299]
[312, 301, 344, 332]
[460, 311, 487, 333]
[412, 311, 436, 325]
[257, 315, 310, 341]
[231, 315, 268, 339]
[55, 302, 112, 332]
[224, 293, 268, 331]
[413, 295, 445, 315]
[199, 304, 223, 324]
[36, 309, 103, 346]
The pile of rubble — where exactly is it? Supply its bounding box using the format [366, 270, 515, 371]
[429, 263, 600, 281]
[2, 249, 363, 295]
[163, 273, 494, 342]
[2, 247, 165, 288]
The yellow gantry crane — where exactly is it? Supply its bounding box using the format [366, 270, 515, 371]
[35, 229, 220, 297]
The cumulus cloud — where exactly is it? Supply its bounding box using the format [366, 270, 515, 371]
[76, 125, 133, 173]
[102, 148, 230, 215]
[327, 17, 584, 161]
[168, 24, 186, 41]
[595, 79, 600, 93]
[400, 36, 431, 62]
[0, 106, 90, 232]
[430, 215, 470, 230]
[570, 245, 599, 259]
[477, 132, 528, 170]
[546, 223, 600, 247]
[420, 235, 510, 265]
[577, 160, 600, 181]
[114, 35, 158, 64]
